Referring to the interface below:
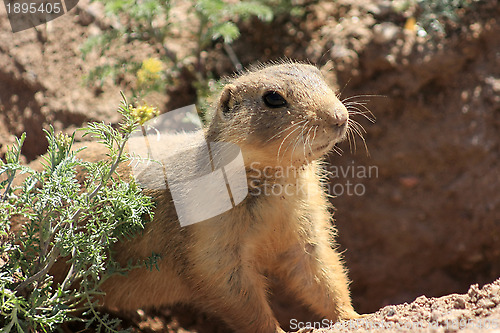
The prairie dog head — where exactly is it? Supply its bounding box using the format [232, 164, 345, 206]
[207, 62, 348, 167]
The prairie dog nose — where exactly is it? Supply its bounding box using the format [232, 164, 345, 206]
[331, 104, 349, 127]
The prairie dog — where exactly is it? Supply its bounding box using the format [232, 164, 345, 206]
[69, 62, 359, 332]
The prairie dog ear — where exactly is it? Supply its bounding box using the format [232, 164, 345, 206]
[218, 84, 236, 116]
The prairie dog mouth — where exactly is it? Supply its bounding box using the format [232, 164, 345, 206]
[308, 125, 347, 156]
[316, 125, 347, 145]
[270, 121, 347, 163]
[311, 141, 336, 155]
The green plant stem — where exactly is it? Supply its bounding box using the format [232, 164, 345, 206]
[89, 136, 128, 202]
[223, 43, 243, 72]
[14, 247, 59, 294]
[83, 284, 118, 333]
[1, 172, 16, 201]
[59, 248, 77, 292]
[35, 208, 57, 270]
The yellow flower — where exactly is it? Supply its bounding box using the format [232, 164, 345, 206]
[130, 104, 159, 125]
[137, 58, 164, 86]
[142, 58, 163, 73]
[55, 133, 72, 151]
[404, 17, 417, 32]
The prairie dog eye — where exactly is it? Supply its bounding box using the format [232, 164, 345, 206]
[263, 91, 287, 108]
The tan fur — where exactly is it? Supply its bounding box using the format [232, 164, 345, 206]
[56, 62, 359, 332]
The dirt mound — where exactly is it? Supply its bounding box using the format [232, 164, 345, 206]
[315, 278, 500, 333]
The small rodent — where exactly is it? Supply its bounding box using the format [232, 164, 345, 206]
[64, 61, 360, 332]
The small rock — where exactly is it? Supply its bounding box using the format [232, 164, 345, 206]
[330, 44, 354, 59]
[136, 309, 145, 319]
[489, 284, 500, 296]
[468, 284, 480, 302]
[365, 0, 393, 17]
[76, 9, 95, 26]
[474, 308, 485, 316]
[454, 297, 466, 309]
[477, 298, 496, 309]
[438, 310, 467, 325]
[383, 306, 396, 317]
[485, 76, 500, 92]
[430, 310, 442, 321]
[373, 22, 400, 44]
[399, 176, 419, 188]
[415, 295, 428, 304]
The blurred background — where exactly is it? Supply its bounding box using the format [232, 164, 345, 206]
[1, 0, 499, 330]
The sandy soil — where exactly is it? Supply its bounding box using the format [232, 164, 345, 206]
[308, 278, 500, 333]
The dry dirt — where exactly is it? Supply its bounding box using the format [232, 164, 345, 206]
[1, 0, 499, 332]
[313, 278, 500, 332]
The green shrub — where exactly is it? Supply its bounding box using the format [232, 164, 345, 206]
[417, 0, 471, 34]
[82, 0, 275, 101]
[396, 0, 472, 35]
[0, 95, 155, 332]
